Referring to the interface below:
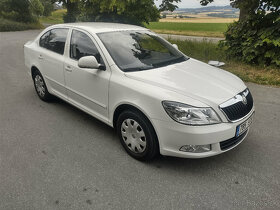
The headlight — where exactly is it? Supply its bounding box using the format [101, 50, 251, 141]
[162, 101, 221, 125]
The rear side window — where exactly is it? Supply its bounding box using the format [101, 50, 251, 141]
[39, 28, 69, 55]
[70, 30, 102, 63]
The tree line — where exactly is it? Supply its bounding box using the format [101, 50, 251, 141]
[56, 0, 182, 25]
[0, 0, 54, 23]
[0, 0, 180, 25]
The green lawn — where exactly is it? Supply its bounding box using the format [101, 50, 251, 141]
[40, 9, 66, 24]
[146, 22, 229, 37]
[169, 39, 280, 86]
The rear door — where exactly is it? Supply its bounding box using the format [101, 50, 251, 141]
[64, 29, 111, 123]
[38, 28, 69, 99]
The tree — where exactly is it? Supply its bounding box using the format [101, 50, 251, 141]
[159, 0, 181, 12]
[0, 0, 9, 14]
[30, 0, 44, 17]
[1, 0, 43, 22]
[57, 0, 181, 24]
[201, 0, 280, 66]
[54, 0, 79, 23]
[40, 0, 54, 17]
[79, 0, 160, 25]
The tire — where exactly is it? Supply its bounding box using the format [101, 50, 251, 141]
[32, 70, 52, 102]
[116, 110, 159, 161]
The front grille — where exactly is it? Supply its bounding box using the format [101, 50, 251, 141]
[220, 130, 248, 151]
[220, 89, 253, 121]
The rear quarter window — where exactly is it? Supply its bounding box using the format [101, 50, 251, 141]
[39, 31, 50, 48]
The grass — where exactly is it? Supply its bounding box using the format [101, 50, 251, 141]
[169, 39, 280, 86]
[0, 18, 43, 32]
[40, 9, 66, 24]
[146, 22, 229, 37]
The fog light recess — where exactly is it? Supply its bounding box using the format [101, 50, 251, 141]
[179, 144, 211, 153]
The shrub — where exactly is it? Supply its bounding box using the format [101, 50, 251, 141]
[168, 39, 280, 86]
[0, 18, 43, 31]
[222, 13, 280, 66]
[0, 0, 43, 23]
[169, 39, 226, 62]
[41, 0, 54, 17]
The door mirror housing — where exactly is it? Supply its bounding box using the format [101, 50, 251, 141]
[78, 56, 105, 70]
[172, 44, 179, 50]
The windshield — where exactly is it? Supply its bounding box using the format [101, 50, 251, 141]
[98, 30, 188, 72]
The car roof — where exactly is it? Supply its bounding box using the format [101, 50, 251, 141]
[53, 22, 148, 34]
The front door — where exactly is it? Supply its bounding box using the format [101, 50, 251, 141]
[64, 29, 111, 122]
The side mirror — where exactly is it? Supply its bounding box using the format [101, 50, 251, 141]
[78, 56, 105, 70]
[172, 44, 179, 50]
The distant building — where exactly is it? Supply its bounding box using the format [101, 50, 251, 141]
[53, 3, 63, 10]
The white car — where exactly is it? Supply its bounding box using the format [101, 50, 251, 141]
[24, 23, 254, 161]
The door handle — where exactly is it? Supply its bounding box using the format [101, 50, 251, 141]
[65, 65, 72, 72]
[38, 55, 43, 60]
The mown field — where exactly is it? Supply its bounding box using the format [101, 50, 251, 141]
[146, 22, 228, 37]
[159, 17, 238, 23]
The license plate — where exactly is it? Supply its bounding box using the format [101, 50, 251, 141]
[236, 113, 254, 137]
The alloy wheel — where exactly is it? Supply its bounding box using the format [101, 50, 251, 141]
[34, 75, 45, 97]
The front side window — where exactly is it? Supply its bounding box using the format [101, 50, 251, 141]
[39, 28, 68, 55]
[70, 30, 102, 63]
[98, 30, 188, 72]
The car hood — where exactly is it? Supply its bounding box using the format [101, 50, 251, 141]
[124, 58, 246, 106]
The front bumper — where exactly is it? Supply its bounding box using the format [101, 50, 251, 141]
[152, 108, 254, 158]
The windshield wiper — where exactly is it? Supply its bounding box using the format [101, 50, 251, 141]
[123, 56, 189, 72]
[152, 56, 188, 68]
[123, 66, 154, 72]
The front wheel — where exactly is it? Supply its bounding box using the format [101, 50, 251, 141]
[117, 110, 159, 161]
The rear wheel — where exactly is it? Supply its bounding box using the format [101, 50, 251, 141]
[32, 70, 52, 102]
[117, 110, 159, 161]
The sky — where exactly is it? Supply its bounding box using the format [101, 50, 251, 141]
[154, 0, 231, 8]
